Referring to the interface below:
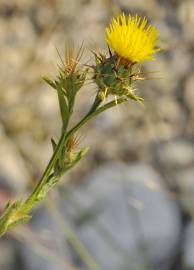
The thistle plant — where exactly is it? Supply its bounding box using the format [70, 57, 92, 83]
[0, 13, 160, 237]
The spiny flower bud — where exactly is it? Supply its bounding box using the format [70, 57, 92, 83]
[93, 52, 134, 100]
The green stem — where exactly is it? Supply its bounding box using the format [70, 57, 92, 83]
[24, 96, 127, 210]
[0, 96, 128, 237]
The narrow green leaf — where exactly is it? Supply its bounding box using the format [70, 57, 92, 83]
[51, 138, 57, 151]
[42, 76, 57, 89]
[51, 138, 61, 174]
[57, 87, 69, 131]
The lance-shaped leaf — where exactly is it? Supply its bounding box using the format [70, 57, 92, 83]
[51, 138, 61, 174]
[42, 76, 57, 90]
[57, 86, 69, 131]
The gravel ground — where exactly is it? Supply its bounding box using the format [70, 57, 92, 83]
[0, 0, 194, 269]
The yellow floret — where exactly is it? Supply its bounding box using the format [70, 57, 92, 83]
[106, 13, 160, 63]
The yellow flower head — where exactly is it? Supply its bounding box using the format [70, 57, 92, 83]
[106, 13, 160, 63]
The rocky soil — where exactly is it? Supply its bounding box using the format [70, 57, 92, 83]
[0, 0, 194, 269]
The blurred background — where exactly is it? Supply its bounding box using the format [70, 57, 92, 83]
[0, 0, 194, 269]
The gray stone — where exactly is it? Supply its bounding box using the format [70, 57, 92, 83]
[178, 0, 194, 42]
[156, 140, 194, 170]
[157, 96, 186, 127]
[62, 163, 181, 270]
[5, 17, 36, 46]
[184, 74, 194, 112]
[0, 240, 16, 270]
[175, 168, 194, 216]
[18, 164, 181, 270]
[183, 222, 194, 269]
[18, 206, 72, 270]
[170, 47, 191, 78]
